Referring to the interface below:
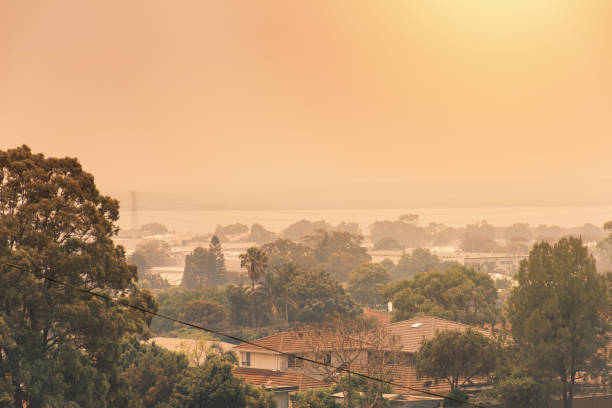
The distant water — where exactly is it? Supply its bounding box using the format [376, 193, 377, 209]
[117, 206, 612, 234]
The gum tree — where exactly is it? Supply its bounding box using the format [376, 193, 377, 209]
[507, 237, 611, 408]
[0, 145, 156, 407]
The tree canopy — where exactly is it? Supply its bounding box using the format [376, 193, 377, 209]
[372, 237, 403, 251]
[495, 375, 549, 408]
[151, 286, 227, 334]
[214, 223, 249, 241]
[291, 269, 362, 323]
[384, 264, 498, 326]
[333, 221, 363, 237]
[140, 222, 170, 236]
[392, 247, 451, 281]
[180, 237, 227, 289]
[246, 223, 277, 245]
[347, 262, 390, 307]
[117, 337, 189, 407]
[209, 235, 227, 277]
[261, 233, 370, 282]
[282, 219, 332, 242]
[131, 239, 174, 267]
[180, 299, 228, 330]
[167, 358, 274, 408]
[416, 329, 497, 392]
[305, 230, 371, 282]
[257, 264, 362, 325]
[262, 238, 314, 271]
[240, 247, 268, 292]
[504, 223, 532, 241]
[181, 247, 219, 289]
[506, 237, 611, 408]
[293, 390, 341, 408]
[0, 145, 156, 407]
[369, 216, 427, 248]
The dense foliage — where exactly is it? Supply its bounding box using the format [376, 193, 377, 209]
[140, 222, 170, 236]
[282, 219, 332, 242]
[347, 262, 390, 306]
[292, 390, 341, 408]
[214, 223, 249, 241]
[495, 375, 549, 408]
[416, 329, 497, 391]
[117, 337, 189, 407]
[506, 237, 611, 407]
[369, 215, 427, 247]
[372, 236, 403, 250]
[384, 264, 498, 326]
[0, 146, 157, 407]
[167, 358, 274, 408]
[181, 236, 227, 289]
[152, 286, 228, 334]
[290, 269, 362, 322]
[261, 232, 370, 282]
[246, 223, 277, 244]
[152, 264, 361, 336]
[305, 231, 371, 281]
[130, 239, 174, 267]
[391, 247, 452, 280]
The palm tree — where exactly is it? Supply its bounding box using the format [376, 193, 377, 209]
[239, 247, 268, 327]
[274, 263, 299, 325]
[255, 265, 298, 327]
[239, 247, 268, 293]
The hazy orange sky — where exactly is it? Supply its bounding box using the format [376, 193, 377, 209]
[2, 1, 611, 208]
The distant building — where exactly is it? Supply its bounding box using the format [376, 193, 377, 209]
[463, 254, 527, 275]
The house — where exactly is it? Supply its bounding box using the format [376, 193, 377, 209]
[232, 316, 493, 405]
[382, 315, 492, 365]
[232, 332, 333, 408]
[233, 330, 370, 379]
[232, 368, 328, 408]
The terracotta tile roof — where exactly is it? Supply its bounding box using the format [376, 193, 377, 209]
[233, 330, 369, 353]
[233, 367, 329, 391]
[384, 316, 492, 353]
[350, 364, 450, 396]
[233, 331, 316, 353]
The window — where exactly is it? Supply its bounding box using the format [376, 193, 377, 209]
[316, 352, 332, 366]
[242, 352, 251, 367]
[288, 354, 303, 368]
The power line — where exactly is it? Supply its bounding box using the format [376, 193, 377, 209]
[3, 262, 487, 407]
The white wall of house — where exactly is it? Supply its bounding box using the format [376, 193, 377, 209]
[240, 351, 287, 371]
[285, 350, 370, 380]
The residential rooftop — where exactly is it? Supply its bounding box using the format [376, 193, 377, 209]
[232, 367, 328, 391]
[383, 315, 492, 353]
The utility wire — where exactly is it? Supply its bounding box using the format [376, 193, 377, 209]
[2, 262, 487, 407]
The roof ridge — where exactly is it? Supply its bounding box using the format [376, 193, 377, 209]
[385, 315, 486, 331]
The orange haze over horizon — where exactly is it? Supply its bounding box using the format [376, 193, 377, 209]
[1, 1, 611, 208]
